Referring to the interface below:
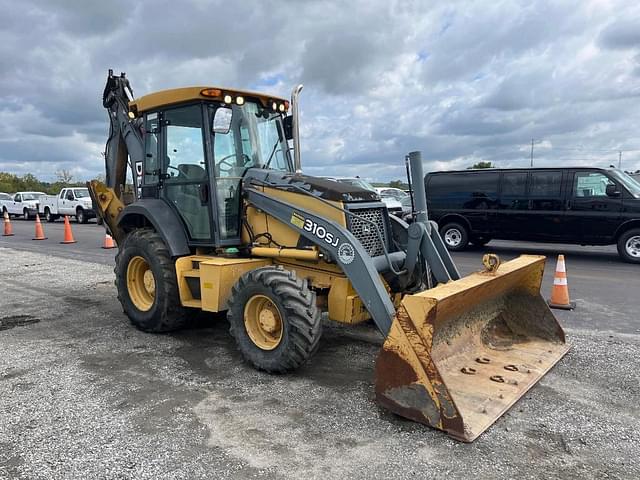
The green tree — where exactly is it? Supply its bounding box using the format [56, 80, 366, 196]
[388, 179, 407, 189]
[467, 161, 494, 169]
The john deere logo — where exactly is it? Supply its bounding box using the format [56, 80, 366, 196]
[337, 243, 355, 264]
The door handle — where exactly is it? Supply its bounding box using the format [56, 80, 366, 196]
[199, 184, 209, 205]
[566, 200, 571, 210]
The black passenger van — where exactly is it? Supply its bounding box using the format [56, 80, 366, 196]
[424, 167, 640, 263]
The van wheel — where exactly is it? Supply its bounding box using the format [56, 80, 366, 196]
[440, 222, 469, 251]
[617, 228, 640, 264]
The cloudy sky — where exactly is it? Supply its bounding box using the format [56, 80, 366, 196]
[1, 0, 639, 182]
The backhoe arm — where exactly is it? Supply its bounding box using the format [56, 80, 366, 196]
[89, 70, 145, 243]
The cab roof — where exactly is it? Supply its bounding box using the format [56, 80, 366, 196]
[129, 86, 288, 114]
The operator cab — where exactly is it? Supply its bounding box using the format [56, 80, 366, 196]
[133, 87, 293, 246]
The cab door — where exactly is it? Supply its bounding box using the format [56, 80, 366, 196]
[10, 194, 21, 214]
[61, 189, 74, 215]
[160, 104, 214, 244]
[567, 170, 622, 242]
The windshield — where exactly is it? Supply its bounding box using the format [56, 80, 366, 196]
[212, 102, 291, 177]
[73, 188, 89, 198]
[610, 170, 640, 198]
[22, 193, 42, 200]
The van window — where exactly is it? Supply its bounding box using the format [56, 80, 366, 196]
[502, 172, 527, 196]
[530, 171, 562, 197]
[574, 172, 614, 197]
[428, 173, 498, 196]
[427, 172, 498, 210]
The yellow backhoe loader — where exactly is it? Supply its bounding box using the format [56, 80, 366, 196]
[89, 70, 569, 442]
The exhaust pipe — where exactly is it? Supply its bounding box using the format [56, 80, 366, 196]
[291, 84, 304, 174]
[407, 151, 428, 224]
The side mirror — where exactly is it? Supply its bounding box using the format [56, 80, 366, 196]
[212, 107, 232, 134]
[283, 115, 293, 140]
[606, 184, 621, 197]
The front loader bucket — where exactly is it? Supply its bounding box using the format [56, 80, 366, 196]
[375, 255, 569, 442]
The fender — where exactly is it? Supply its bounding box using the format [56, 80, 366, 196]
[118, 199, 190, 257]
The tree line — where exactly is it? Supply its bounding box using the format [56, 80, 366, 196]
[0, 170, 88, 195]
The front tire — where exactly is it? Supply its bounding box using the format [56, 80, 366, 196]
[23, 208, 31, 221]
[76, 208, 88, 224]
[440, 222, 469, 251]
[115, 229, 189, 332]
[227, 266, 322, 373]
[617, 228, 640, 264]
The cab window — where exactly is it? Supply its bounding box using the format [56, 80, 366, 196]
[574, 172, 614, 197]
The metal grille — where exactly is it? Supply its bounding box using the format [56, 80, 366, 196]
[348, 208, 388, 257]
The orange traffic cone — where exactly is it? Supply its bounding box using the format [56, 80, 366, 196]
[32, 214, 47, 240]
[548, 254, 575, 310]
[2, 210, 13, 236]
[60, 215, 76, 244]
[102, 233, 116, 249]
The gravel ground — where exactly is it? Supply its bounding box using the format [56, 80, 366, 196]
[0, 247, 638, 479]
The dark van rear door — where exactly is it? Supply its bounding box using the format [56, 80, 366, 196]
[526, 170, 567, 240]
[497, 171, 529, 238]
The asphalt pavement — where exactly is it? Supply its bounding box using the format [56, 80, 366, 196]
[2, 216, 637, 335]
[1, 217, 639, 479]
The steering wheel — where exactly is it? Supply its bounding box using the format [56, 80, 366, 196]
[216, 153, 252, 176]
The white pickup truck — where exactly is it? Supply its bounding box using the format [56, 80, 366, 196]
[0, 192, 46, 220]
[39, 187, 96, 223]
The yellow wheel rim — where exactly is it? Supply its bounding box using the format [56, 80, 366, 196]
[244, 295, 283, 350]
[127, 256, 156, 312]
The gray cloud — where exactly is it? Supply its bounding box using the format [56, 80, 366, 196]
[1, 0, 640, 183]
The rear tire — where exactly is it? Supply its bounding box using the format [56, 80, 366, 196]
[440, 222, 469, 251]
[44, 208, 55, 223]
[115, 229, 189, 332]
[617, 228, 640, 264]
[227, 266, 322, 373]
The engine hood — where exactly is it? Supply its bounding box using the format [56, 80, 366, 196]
[245, 170, 381, 203]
